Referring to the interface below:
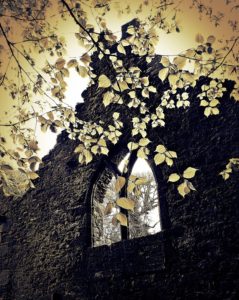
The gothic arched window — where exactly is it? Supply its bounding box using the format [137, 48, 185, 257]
[92, 153, 161, 247]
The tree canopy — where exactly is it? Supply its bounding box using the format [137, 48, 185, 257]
[0, 0, 238, 204]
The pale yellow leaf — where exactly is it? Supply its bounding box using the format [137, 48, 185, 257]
[79, 66, 88, 78]
[155, 145, 166, 153]
[135, 177, 148, 185]
[116, 213, 128, 226]
[98, 74, 111, 88]
[84, 149, 93, 164]
[210, 99, 219, 107]
[165, 157, 173, 166]
[137, 147, 148, 159]
[67, 59, 78, 68]
[212, 107, 219, 115]
[1, 164, 14, 171]
[158, 68, 169, 82]
[173, 56, 187, 69]
[47, 111, 54, 121]
[167, 151, 177, 158]
[116, 197, 135, 211]
[168, 74, 178, 88]
[154, 153, 165, 165]
[195, 33, 204, 43]
[207, 35, 215, 44]
[183, 167, 198, 179]
[127, 26, 135, 35]
[177, 181, 190, 197]
[161, 56, 170, 67]
[127, 182, 135, 193]
[200, 100, 209, 107]
[98, 139, 106, 147]
[117, 44, 126, 55]
[139, 138, 150, 147]
[101, 147, 109, 155]
[204, 107, 211, 117]
[28, 171, 39, 180]
[115, 176, 126, 193]
[168, 173, 180, 182]
[104, 203, 113, 215]
[55, 58, 66, 70]
[103, 91, 114, 106]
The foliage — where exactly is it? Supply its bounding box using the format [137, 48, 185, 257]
[0, 0, 238, 198]
[96, 171, 160, 245]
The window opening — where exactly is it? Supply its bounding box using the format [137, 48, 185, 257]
[92, 153, 161, 247]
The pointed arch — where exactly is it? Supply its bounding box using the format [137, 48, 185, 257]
[91, 152, 162, 247]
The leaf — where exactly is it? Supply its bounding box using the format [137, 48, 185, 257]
[41, 123, 49, 133]
[168, 173, 180, 182]
[212, 107, 219, 115]
[139, 138, 150, 147]
[113, 112, 120, 120]
[148, 86, 156, 93]
[137, 147, 148, 159]
[55, 58, 66, 70]
[91, 145, 99, 155]
[127, 182, 135, 193]
[165, 157, 173, 166]
[154, 153, 165, 165]
[173, 56, 187, 69]
[84, 149, 93, 164]
[115, 176, 126, 193]
[117, 44, 126, 55]
[116, 197, 135, 211]
[80, 53, 91, 64]
[98, 74, 111, 88]
[127, 142, 139, 151]
[116, 213, 128, 226]
[28, 171, 39, 180]
[155, 145, 166, 153]
[78, 66, 88, 78]
[207, 35, 215, 44]
[128, 91, 136, 98]
[204, 107, 211, 117]
[158, 68, 169, 82]
[200, 100, 209, 107]
[177, 181, 190, 197]
[161, 56, 170, 67]
[103, 91, 114, 106]
[127, 26, 135, 35]
[47, 111, 54, 121]
[195, 33, 204, 44]
[168, 74, 178, 88]
[62, 68, 69, 77]
[167, 151, 177, 158]
[67, 59, 78, 68]
[183, 167, 198, 179]
[118, 81, 129, 91]
[1, 164, 14, 171]
[28, 140, 39, 151]
[101, 147, 109, 155]
[210, 99, 219, 107]
[187, 180, 196, 191]
[135, 177, 148, 185]
[104, 203, 113, 215]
